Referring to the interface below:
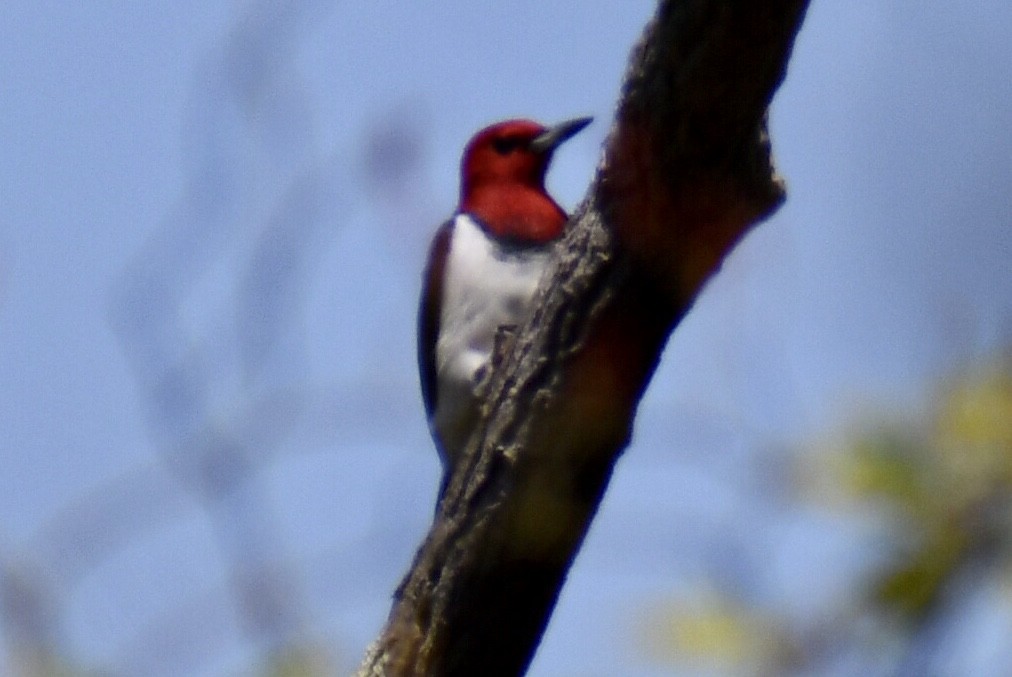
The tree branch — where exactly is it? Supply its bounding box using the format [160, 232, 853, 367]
[358, 1, 810, 674]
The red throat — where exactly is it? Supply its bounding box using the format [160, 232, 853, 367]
[458, 119, 568, 244]
[462, 184, 567, 243]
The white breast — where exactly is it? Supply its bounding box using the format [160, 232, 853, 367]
[437, 214, 551, 385]
[431, 214, 552, 462]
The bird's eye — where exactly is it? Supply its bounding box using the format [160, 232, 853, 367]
[492, 137, 521, 155]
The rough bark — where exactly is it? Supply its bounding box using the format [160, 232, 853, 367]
[358, 1, 810, 674]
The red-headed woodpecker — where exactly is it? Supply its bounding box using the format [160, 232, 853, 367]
[418, 116, 593, 475]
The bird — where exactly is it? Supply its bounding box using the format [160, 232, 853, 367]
[418, 116, 592, 482]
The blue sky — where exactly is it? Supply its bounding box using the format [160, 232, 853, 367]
[2, 2, 1010, 675]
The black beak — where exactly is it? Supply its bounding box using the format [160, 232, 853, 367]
[530, 116, 593, 153]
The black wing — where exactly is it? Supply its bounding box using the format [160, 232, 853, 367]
[417, 219, 454, 420]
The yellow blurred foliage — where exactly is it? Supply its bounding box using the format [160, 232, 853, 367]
[819, 354, 1012, 620]
[260, 643, 335, 677]
[639, 593, 793, 671]
[935, 357, 1012, 501]
[637, 353, 1012, 672]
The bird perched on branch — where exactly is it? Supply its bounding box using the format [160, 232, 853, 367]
[418, 116, 592, 481]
